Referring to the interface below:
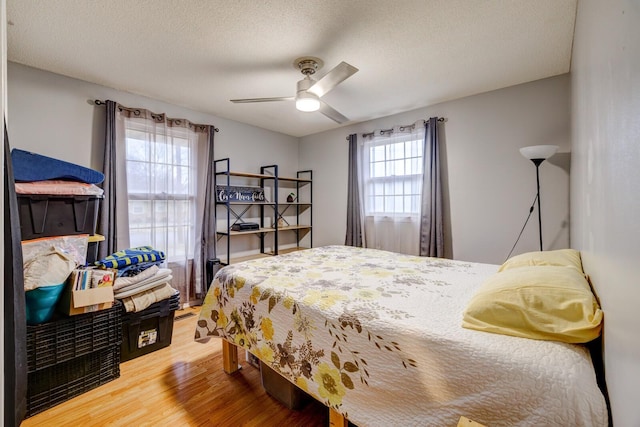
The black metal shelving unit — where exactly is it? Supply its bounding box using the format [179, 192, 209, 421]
[213, 158, 312, 265]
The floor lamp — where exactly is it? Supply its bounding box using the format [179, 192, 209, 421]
[519, 145, 558, 251]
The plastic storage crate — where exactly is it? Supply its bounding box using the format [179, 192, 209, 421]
[26, 345, 120, 417]
[26, 300, 122, 373]
[120, 292, 180, 362]
[86, 241, 99, 264]
[17, 194, 102, 240]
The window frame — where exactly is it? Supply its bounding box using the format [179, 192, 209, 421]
[362, 131, 424, 218]
[123, 120, 198, 262]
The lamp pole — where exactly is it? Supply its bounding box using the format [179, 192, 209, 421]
[519, 145, 558, 253]
[532, 159, 544, 251]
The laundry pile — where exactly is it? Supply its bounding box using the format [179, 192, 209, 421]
[95, 246, 177, 312]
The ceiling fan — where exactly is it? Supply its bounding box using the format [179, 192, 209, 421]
[230, 57, 359, 124]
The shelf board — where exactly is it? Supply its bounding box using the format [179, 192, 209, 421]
[217, 227, 273, 236]
[217, 225, 311, 236]
[276, 177, 312, 183]
[277, 225, 312, 231]
[217, 201, 275, 205]
[215, 201, 311, 206]
[215, 170, 311, 183]
[215, 171, 273, 179]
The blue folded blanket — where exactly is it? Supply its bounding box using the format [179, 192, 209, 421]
[11, 149, 105, 184]
[95, 246, 166, 270]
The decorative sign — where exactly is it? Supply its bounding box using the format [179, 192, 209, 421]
[216, 185, 266, 203]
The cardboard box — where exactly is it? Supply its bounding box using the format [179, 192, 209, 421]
[260, 361, 310, 410]
[60, 268, 115, 316]
[61, 286, 114, 316]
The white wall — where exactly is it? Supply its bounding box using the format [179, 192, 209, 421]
[7, 62, 301, 261]
[300, 75, 571, 264]
[571, 1, 640, 426]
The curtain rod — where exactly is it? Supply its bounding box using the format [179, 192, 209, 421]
[358, 117, 446, 139]
[94, 99, 219, 132]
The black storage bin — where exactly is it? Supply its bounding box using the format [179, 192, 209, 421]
[205, 258, 221, 291]
[120, 292, 180, 362]
[26, 345, 120, 417]
[86, 240, 99, 264]
[18, 194, 102, 240]
[26, 301, 122, 373]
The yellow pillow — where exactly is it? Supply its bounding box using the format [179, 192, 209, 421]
[498, 249, 583, 272]
[462, 266, 603, 343]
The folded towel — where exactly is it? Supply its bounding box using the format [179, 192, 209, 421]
[121, 283, 177, 313]
[113, 265, 160, 290]
[11, 149, 105, 184]
[114, 269, 172, 295]
[114, 273, 173, 298]
[15, 180, 104, 196]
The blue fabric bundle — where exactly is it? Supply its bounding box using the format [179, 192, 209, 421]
[117, 261, 165, 277]
[11, 149, 105, 184]
[95, 246, 166, 270]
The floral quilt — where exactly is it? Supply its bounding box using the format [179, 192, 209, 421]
[195, 246, 607, 427]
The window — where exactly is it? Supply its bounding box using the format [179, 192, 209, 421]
[124, 123, 197, 262]
[363, 131, 423, 217]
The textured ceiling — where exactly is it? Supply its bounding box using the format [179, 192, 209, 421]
[7, 0, 577, 137]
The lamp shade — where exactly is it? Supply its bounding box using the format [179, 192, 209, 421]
[519, 145, 559, 160]
[295, 92, 320, 112]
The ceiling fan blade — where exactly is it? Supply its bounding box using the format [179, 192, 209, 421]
[319, 101, 349, 124]
[230, 96, 294, 103]
[307, 62, 359, 98]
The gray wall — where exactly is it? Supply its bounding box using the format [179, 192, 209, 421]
[300, 74, 571, 264]
[7, 62, 301, 261]
[572, 1, 640, 425]
[8, 62, 299, 177]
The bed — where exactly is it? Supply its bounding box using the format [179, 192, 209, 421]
[194, 245, 607, 426]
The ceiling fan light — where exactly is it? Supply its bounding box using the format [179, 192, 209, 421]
[296, 92, 320, 112]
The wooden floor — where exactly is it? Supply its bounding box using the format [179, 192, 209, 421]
[22, 307, 329, 427]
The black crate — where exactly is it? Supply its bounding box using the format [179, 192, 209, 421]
[26, 301, 122, 373]
[18, 194, 102, 240]
[205, 258, 222, 291]
[86, 241, 99, 264]
[120, 293, 180, 362]
[26, 344, 120, 417]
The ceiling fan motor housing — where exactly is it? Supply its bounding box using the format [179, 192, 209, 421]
[294, 56, 323, 76]
[297, 77, 315, 94]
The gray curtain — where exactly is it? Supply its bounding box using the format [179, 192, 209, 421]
[200, 126, 217, 294]
[419, 117, 444, 257]
[4, 122, 27, 426]
[97, 100, 118, 259]
[345, 133, 363, 247]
